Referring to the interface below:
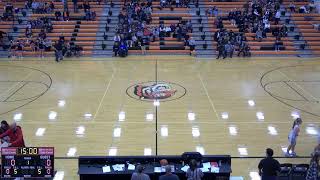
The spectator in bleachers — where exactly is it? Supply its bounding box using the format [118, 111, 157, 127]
[306, 152, 319, 180]
[256, 28, 263, 42]
[274, 10, 281, 25]
[73, 0, 78, 13]
[55, 10, 62, 21]
[258, 148, 281, 180]
[274, 37, 281, 51]
[280, 24, 288, 37]
[38, 38, 45, 58]
[309, 1, 316, 13]
[5, 3, 13, 14]
[16, 40, 24, 59]
[188, 37, 196, 56]
[113, 41, 120, 57]
[186, 159, 203, 180]
[53, 41, 63, 62]
[131, 165, 150, 180]
[216, 43, 224, 59]
[289, 2, 296, 12]
[264, 21, 271, 33]
[83, 1, 91, 13]
[299, 5, 308, 13]
[63, 11, 70, 21]
[224, 41, 234, 59]
[186, 20, 193, 33]
[237, 42, 250, 57]
[0, 31, 7, 48]
[44, 39, 52, 51]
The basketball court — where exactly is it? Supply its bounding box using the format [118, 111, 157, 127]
[0, 56, 319, 179]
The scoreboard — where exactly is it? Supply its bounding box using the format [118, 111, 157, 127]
[1, 147, 54, 178]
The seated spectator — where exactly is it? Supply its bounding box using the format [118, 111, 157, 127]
[274, 10, 281, 25]
[159, 165, 180, 180]
[63, 11, 70, 21]
[224, 41, 234, 59]
[280, 24, 288, 37]
[188, 37, 196, 55]
[264, 22, 271, 33]
[217, 17, 224, 29]
[114, 33, 121, 43]
[274, 37, 281, 51]
[299, 5, 308, 13]
[131, 165, 150, 180]
[44, 39, 52, 51]
[213, 6, 218, 17]
[309, 1, 316, 12]
[38, 38, 45, 58]
[256, 28, 263, 42]
[0, 122, 25, 147]
[5, 3, 13, 14]
[55, 11, 62, 20]
[186, 159, 203, 180]
[289, 2, 296, 12]
[39, 29, 47, 40]
[113, 42, 120, 57]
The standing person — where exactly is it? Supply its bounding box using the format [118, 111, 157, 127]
[216, 43, 224, 59]
[258, 148, 281, 180]
[188, 37, 196, 56]
[306, 152, 319, 180]
[186, 159, 204, 180]
[54, 41, 63, 62]
[286, 118, 303, 157]
[159, 165, 180, 180]
[72, 0, 78, 13]
[274, 37, 281, 52]
[131, 165, 150, 180]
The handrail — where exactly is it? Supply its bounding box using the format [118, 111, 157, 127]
[50, 156, 311, 160]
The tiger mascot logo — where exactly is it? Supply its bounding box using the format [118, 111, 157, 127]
[134, 83, 177, 100]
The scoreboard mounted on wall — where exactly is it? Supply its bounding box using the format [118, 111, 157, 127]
[1, 147, 54, 178]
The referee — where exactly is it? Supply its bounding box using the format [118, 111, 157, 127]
[258, 148, 281, 180]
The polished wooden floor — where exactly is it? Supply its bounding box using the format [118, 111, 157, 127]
[0, 56, 319, 179]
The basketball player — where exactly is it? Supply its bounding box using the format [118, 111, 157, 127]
[286, 118, 302, 157]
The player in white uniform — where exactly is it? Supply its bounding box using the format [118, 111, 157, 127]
[286, 118, 302, 157]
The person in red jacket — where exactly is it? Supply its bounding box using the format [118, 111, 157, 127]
[0, 122, 25, 147]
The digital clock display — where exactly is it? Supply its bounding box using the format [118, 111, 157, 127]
[1, 147, 54, 178]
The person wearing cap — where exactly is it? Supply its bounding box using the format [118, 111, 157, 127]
[131, 165, 150, 180]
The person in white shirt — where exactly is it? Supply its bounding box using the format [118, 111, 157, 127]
[286, 118, 302, 157]
[113, 33, 121, 42]
[264, 22, 271, 32]
[275, 10, 281, 25]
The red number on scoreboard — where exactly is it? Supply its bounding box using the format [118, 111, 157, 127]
[10, 159, 15, 166]
[5, 168, 10, 174]
[46, 159, 51, 166]
[47, 169, 50, 174]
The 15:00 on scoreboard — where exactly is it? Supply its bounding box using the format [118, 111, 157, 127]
[1, 147, 54, 178]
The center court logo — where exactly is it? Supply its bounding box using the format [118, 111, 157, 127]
[126, 81, 186, 102]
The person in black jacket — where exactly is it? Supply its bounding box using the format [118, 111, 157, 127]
[216, 43, 224, 59]
[258, 148, 281, 180]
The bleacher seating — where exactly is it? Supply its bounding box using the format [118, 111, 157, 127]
[2, 0, 320, 57]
